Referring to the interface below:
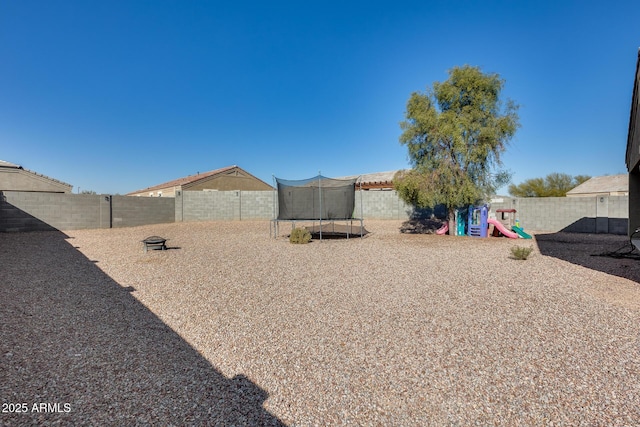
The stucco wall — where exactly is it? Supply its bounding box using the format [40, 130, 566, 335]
[0, 169, 72, 193]
[186, 174, 272, 192]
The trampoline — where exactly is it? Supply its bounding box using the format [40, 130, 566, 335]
[270, 175, 366, 240]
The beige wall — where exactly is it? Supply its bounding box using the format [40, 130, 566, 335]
[131, 169, 273, 197]
[186, 173, 272, 192]
[0, 168, 72, 193]
[134, 187, 179, 198]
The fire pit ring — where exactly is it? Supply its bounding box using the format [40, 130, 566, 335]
[141, 236, 168, 253]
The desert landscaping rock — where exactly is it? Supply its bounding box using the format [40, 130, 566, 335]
[2, 220, 640, 425]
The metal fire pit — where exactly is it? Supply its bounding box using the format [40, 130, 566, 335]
[141, 236, 168, 253]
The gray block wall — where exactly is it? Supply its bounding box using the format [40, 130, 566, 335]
[491, 195, 628, 235]
[354, 190, 415, 219]
[608, 196, 629, 235]
[176, 190, 417, 222]
[0, 191, 174, 232]
[0, 191, 110, 232]
[111, 196, 175, 228]
[241, 191, 276, 219]
[180, 191, 240, 221]
[1, 189, 631, 235]
[173, 191, 632, 235]
[177, 191, 275, 221]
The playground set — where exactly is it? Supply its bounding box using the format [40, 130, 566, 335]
[436, 205, 532, 239]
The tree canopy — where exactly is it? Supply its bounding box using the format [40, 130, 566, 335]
[508, 173, 591, 197]
[394, 65, 519, 229]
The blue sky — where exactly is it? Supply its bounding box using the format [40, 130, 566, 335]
[1, 1, 638, 194]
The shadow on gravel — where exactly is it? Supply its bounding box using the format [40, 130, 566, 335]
[399, 218, 446, 234]
[535, 231, 640, 283]
[0, 230, 285, 426]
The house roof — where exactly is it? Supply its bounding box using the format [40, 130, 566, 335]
[0, 159, 72, 188]
[566, 174, 628, 195]
[128, 165, 270, 194]
[338, 170, 401, 188]
[0, 160, 22, 169]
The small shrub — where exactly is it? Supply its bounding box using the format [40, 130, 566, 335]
[290, 227, 311, 244]
[510, 245, 534, 260]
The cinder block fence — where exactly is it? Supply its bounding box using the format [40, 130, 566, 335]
[491, 196, 628, 235]
[0, 191, 174, 232]
[0, 190, 629, 235]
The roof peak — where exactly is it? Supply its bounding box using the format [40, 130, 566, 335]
[127, 165, 243, 194]
[0, 160, 22, 168]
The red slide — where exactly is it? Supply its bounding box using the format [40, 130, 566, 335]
[487, 218, 519, 239]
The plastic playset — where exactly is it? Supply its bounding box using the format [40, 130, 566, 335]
[436, 205, 532, 239]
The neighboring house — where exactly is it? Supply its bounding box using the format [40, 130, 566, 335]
[339, 170, 400, 190]
[566, 174, 628, 197]
[627, 49, 640, 236]
[127, 165, 272, 197]
[0, 160, 72, 193]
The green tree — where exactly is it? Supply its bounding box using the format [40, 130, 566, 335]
[508, 173, 591, 197]
[395, 65, 519, 233]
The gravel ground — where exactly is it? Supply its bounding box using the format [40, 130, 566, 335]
[2, 220, 640, 426]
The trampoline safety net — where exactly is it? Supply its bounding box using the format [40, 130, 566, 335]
[275, 175, 357, 220]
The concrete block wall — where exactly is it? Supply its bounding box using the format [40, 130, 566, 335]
[180, 191, 240, 221]
[609, 195, 629, 218]
[608, 195, 629, 235]
[524, 197, 595, 232]
[491, 195, 628, 235]
[111, 196, 175, 228]
[354, 190, 414, 219]
[178, 190, 415, 222]
[240, 191, 275, 219]
[178, 190, 274, 221]
[0, 191, 109, 232]
[0, 191, 174, 232]
[177, 191, 630, 234]
[1, 189, 631, 235]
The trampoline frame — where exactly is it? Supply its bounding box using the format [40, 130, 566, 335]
[271, 174, 365, 241]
